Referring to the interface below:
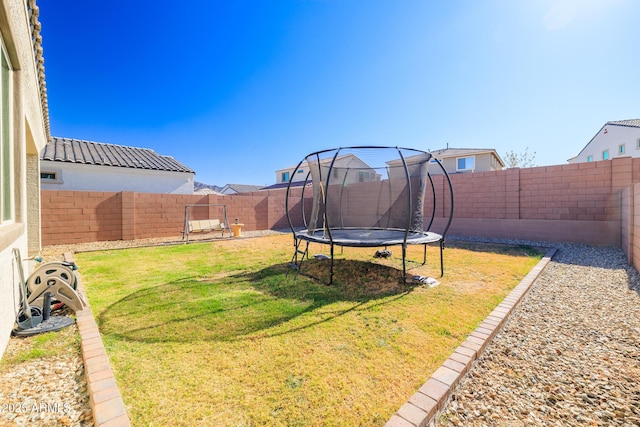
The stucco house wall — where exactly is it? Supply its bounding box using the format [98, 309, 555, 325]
[0, 0, 50, 357]
[40, 160, 195, 194]
[274, 154, 376, 185]
[568, 119, 640, 164]
[40, 137, 196, 194]
[428, 148, 504, 175]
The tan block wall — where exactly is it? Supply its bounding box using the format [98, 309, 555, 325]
[40, 158, 640, 248]
[631, 182, 640, 270]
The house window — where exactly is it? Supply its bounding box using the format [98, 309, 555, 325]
[457, 156, 475, 171]
[281, 171, 290, 182]
[297, 169, 304, 174]
[637, 138, 640, 149]
[0, 46, 12, 223]
[587, 155, 593, 162]
[602, 150, 609, 160]
[40, 170, 64, 184]
[358, 171, 364, 182]
[619, 144, 625, 155]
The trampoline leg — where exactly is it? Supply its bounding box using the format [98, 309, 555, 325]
[329, 244, 334, 285]
[439, 240, 445, 277]
[402, 244, 407, 281]
[422, 244, 427, 265]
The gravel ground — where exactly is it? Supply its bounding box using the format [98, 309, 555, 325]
[2, 235, 640, 427]
[439, 243, 640, 427]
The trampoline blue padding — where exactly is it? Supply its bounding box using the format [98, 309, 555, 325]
[295, 228, 443, 247]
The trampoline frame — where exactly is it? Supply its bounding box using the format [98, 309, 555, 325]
[285, 146, 454, 284]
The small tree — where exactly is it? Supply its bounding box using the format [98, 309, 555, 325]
[504, 147, 536, 168]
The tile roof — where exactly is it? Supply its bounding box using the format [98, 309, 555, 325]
[607, 119, 640, 128]
[222, 184, 265, 193]
[260, 181, 310, 191]
[28, 0, 50, 139]
[41, 137, 194, 173]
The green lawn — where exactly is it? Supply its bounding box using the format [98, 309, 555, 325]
[74, 234, 542, 426]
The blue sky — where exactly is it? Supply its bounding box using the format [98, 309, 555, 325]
[39, 0, 640, 186]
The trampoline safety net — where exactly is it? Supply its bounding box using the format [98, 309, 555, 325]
[285, 146, 454, 284]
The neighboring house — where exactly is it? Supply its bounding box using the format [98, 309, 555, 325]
[273, 154, 380, 186]
[427, 147, 505, 175]
[219, 184, 264, 195]
[193, 188, 222, 195]
[194, 181, 223, 195]
[567, 119, 640, 164]
[1, 0, 51, 357]
[260, 181, 310, 191]
[40, 137, 195, 194]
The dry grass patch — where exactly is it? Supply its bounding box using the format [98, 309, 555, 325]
[74, 234, 542, 426]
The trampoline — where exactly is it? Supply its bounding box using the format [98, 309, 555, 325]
[286, 146, 454, 284]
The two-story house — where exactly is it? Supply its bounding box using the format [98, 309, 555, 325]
[427, 147, 505, 174]
[268, 153, 380, 190]
[568, 119, 640, 164]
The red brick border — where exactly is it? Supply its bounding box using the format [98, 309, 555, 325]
[65, 253, 131, 427]
[384, 247, 558, 427]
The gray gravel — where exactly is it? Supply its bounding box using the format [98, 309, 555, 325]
[439, 243, 640, 426]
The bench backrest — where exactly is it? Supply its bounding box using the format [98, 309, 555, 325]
[188, 219, 224, 232]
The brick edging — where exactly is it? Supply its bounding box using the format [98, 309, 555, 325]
[384, 247, 558, 427]
[65, 252, 131, 427]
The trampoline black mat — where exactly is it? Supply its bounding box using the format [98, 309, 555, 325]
[294, 228, 442, 247]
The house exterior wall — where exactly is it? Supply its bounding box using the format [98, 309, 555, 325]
[429, 152, 500, 175]
[275, 154, 376, 185]
[0, 0, 50, 357]
[569, 125, 640, 163]
[40, 160, 194, 194]
[275, 166, 308, 184]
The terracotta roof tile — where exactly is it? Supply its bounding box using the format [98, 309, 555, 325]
[41, 137, 194, 173]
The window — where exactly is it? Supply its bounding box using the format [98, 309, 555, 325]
[619, 144, 626, 154]
[281, 171, 290, 182]
[1, 46, 12, 223]
[637, 138, 640, 149]
[297, 169, 304, 174]
[602, 150, 609, 160]
[587, 155, 593, 162]
[40, 170, 64, 185]
[358, 171, 364, 182]
[457, 156, 475, 171]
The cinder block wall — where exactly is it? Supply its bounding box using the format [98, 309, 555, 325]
[41, 187, 308, 245]
[41, 158, 640, 248]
